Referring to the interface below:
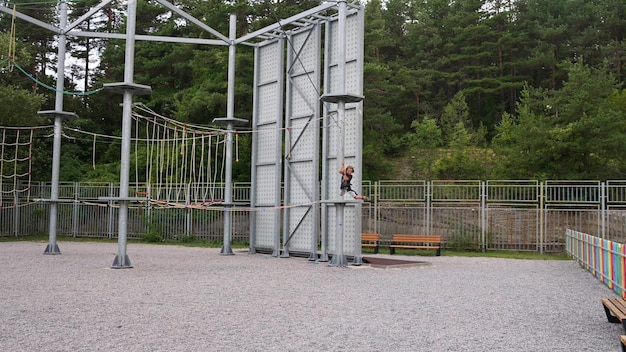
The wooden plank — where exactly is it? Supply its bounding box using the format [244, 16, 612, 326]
[614, 299, 626, 317]
[603, 298, 626, 333]
[390, 234, 442, 256]
[361, 233, 380, 254]
[392, 234, 441, 243]
[362, 233, 380, 241]
[603, 298, 626, 320]
[390, 245, 440, 249]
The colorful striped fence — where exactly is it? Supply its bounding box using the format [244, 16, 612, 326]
[566, 229, 626, 298]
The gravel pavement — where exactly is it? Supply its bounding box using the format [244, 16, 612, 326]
[0, 241, 623, 352]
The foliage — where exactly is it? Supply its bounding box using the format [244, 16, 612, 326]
[2, 0, 626, 182]
[492, 63, 626, 179]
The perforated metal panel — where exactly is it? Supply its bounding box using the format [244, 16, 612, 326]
[250, 39, 284, 251]
[282, 25, 322, 257]
[322, 9, 364, 256]
[250, 7, 364, 258]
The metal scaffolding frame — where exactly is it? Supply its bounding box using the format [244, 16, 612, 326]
[1, 0, 365, 267]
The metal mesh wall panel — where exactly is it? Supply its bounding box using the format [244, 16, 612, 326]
[322, 9, 364, 256]
[250, 39, 284, 252]
[282, 25, 322, 256]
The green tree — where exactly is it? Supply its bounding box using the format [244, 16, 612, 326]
[493, 63, 626, 180]
[408, 117, 443, 180]
[492, 87, 557, 179]
[439, 91, 471, 144]
[434, 122, 487, 180]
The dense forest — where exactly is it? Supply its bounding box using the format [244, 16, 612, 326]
[1, 0, 626, 182]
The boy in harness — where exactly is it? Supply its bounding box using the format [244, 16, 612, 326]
[339, 160, 369, 201]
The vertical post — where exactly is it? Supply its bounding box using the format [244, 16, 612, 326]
[373, 181, 379, 235]
[601, 181, 606, 239]
[13, 191, 19, 237]
[480, 181, 486, 252]
[220, 14, 238, 256]
[335, 0, 347, 170]
[426, 181, 433, 235]
[328, 0, 348, 268]
[72, 182, 78, 238]
[43, 0, 68, 255]
[107, 183, 114, 239]
[332, 203, 347, 266]
[539, 181, 545, 254]
[111, 0, 139, 268]
[212, 14, 246, 255]
[185, 183, 191, 237]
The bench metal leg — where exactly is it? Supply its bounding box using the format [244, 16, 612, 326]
[374, 246, 379, 254]
[390, 247, 395, 255]
[603, 303, 622, 324]
[436, 248, 441, 256]
[622, 320, 626, 334]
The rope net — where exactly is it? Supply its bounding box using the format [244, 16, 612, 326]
[130, 105, 228, 207]
[0, 126, 37, 206]
[0, 104, 321, 212]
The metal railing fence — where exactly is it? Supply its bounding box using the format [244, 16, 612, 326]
[3, 180, 626, 252]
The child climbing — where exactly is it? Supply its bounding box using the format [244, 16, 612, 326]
[339, 160, 369, 201]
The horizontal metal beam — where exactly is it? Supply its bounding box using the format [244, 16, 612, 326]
[154, 0, 229, 44]
[0, 6, 60, 33]
[64, 0, 116, 33]
[66, 31, 228, 46]
[236, 2, 336, 44]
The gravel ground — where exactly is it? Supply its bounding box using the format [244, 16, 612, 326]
[0, 241, 623, 352]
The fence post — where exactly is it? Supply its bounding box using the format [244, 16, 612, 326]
[72, 182, 79, 238]
[426, 181, 432, 236]
[185, 183, 191, 237]
[481, 181, 486, 252]
[373, 181, 379, 236]
[539, 181, 545, 254]
[601, 181, 606, 239]
[13, 191, 19, 237]
[107, 183, 114, 239]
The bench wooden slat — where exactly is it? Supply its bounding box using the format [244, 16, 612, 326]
[361, 233, 380, 254]
[602, 298, 626, 333]
[391, 235, 441, 242]
[621, 335, 626, 352]
[390, 234, 441, 256]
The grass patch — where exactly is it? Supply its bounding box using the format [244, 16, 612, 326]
[361, 246, 568, 260]
[443, 250, 569, 260]
[0, 234, 248, 248]
[2, 235, 568, 260]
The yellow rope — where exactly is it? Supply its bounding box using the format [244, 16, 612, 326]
[8, 5, 17, 72]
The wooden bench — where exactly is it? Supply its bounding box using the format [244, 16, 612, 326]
[390, 234, 441, 256]
[602, 298, 626, 332]
[361, 233, 380, 254]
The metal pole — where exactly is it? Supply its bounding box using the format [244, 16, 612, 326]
[43, 0, 68, 255]
[220, 13, 238, 256]
[111, 0, 139, 268]
[331, 203, 347, 266]
[539, 181, 545, 255]
[601, 181, 606, 239]
[185, 183, 191, 237]
[13, 191, 19, 237]
[108, 183, 114, 240]
[481, 181, 486, 252]
[72, 182, 78, 238]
